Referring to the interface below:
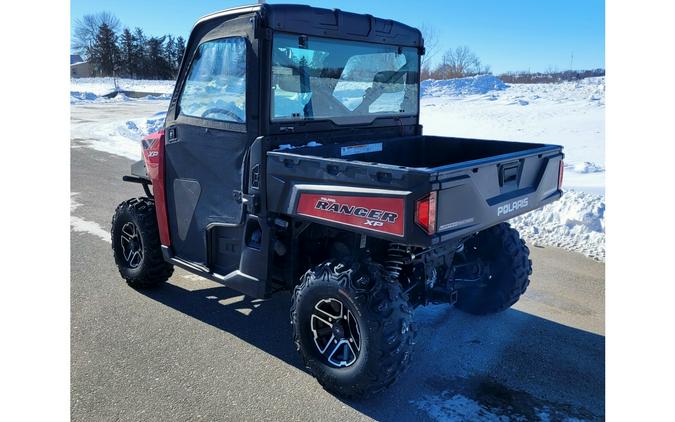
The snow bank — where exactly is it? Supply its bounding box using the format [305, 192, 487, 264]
[70, 91, 100, 102]
[421, 74, 507, 97]
[94, 112, 165, 160]
[72, 112, 167, 160]
[70, 77, 175, 103]
[71, 77, 175, 95]
[569, 161, 604, 174]
[124, 112, 167, 139]
[510, 190, 605, 261]
[70, 91, 171, 104]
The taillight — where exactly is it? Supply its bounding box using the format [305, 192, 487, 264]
[415, 191, 437, 234]
[558, 160, 564, 189]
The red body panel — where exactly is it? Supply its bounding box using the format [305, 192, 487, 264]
[297, 193, 405, 237]
[142, 130, 171, 246]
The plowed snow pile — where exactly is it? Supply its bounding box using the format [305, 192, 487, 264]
[510, 190, 605, 261]
[70, 77, 174, 103]
[71, 111, 167, 160]
[421, 74, 507, 97]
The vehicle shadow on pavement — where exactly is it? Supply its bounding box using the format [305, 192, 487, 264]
[140, 282, 303, 369]
[139, 282, 605, 421]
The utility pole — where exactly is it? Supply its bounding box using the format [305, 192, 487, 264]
[570, 52, 574, 71]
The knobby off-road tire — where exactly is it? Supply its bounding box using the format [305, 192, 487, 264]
[111, 197, 173, 288]
[291, 259, 415, 398]
[455, 222, 532, 315]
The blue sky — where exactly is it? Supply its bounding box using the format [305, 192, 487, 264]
[71, 0, 604, 74]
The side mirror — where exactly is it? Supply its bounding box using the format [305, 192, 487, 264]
[373, 70, 406, 93]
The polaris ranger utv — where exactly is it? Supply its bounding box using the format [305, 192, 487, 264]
[112, 3, 564, 397]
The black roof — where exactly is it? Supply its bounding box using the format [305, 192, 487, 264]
[194, 3, 423, 48]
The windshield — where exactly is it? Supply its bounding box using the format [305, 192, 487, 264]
[271, 33, 419, 124]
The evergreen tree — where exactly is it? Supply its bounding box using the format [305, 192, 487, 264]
[146, 36, 172, 79]
[132, 27, 148, 78]
[164, 35, 177, 76]
[88, 23, 119, 76]
[118, 28, 134, 77]
[175, 36, 186, 71]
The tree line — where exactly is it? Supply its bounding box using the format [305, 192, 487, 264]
[72, 12, 185, 79]
[498, 69, 606, 84]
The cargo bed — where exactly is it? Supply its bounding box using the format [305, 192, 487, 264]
[266, 135, 564, 246]
[277, 135, 554, 170]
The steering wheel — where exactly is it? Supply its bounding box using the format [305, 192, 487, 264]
[201, 108, 244, 123]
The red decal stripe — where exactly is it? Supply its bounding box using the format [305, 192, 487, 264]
[142, 130, 171, 246]
[297, 193, 405, 237]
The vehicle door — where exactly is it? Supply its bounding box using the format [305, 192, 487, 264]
[164, 34, 251, 266]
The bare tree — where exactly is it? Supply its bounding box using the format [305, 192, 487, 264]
[438, 46, 482, 78]
[419, 23, 439, 79]
[72, 12, 121, 58]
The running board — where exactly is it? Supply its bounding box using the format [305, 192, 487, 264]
[162, 246, 269, 299]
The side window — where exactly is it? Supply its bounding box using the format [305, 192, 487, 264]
[179, 37, 246, 123]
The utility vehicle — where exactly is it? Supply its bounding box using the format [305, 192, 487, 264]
[112, 3, 564, 397]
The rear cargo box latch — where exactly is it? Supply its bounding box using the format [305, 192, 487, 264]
[498, 161, 521, 189]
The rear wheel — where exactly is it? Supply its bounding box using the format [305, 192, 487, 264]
[111, 197, 173, 288]
[455, 223, 532, 315]
[291, 259, 415, 398]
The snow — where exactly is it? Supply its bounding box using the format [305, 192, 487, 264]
[412, 392, 508, 421]
[421, 74, 507, 97]
[70, 77, 175, 103]
[71, 110, 167, 160]
[71, 193, 111, 243]
[411, 391, 591, 421]
[510, 190, 605, 261]
[70, 76, 605, 260]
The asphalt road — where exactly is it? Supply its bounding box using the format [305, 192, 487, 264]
[71, 101, 605, 421]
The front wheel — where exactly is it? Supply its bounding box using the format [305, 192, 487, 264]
[455, 223, 532, 315]
[111, 197, 173, 288]
[291, 259, 415, 398]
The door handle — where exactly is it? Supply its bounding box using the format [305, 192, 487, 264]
[166, 127, 179, 144]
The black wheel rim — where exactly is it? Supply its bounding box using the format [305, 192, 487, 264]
[120, 222, 143, 269]
[310, 297, 361, 368]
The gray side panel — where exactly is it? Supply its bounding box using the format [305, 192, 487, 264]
[173, 179, 201, 241]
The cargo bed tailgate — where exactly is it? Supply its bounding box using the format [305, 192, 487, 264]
[432, 145, 563, 242]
